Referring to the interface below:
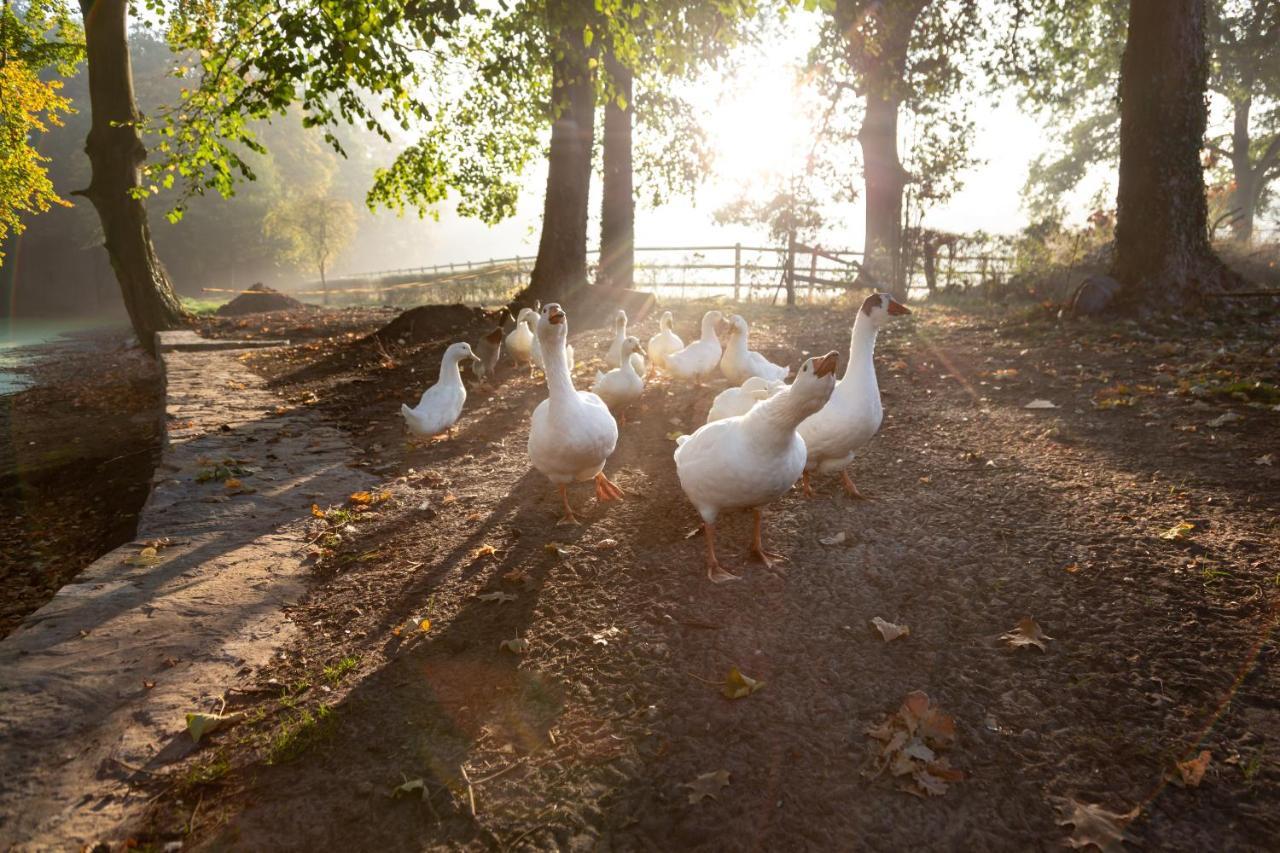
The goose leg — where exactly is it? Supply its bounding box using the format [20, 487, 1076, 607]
[800, 471, 814, 498]
[594, 472, 625, 502]
[748, 509, 786, 568]
[556, 485, 579, 526]
[840, 470, 869, 500]
[704, 522, 739, 584]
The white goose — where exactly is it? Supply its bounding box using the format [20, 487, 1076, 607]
[705, 375, 786, 424]
[675, 351, 839, 582]
[665, 310, 727, 384]
[527, 304, 623, 524]
[592, 337, 646, 425]
[531, 312, 575, 375]
[505, 308, 537, 369]
[721, 314, 789, 384]
[646, 310, 684, 374]
[797, 292, 910, 498]
[605, 309, 647, 375]
[400, 342, 480, 439]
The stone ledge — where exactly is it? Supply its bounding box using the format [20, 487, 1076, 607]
[156, 329, 289, 352]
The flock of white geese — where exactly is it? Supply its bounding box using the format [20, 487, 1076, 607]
[401, 293, 911, 582]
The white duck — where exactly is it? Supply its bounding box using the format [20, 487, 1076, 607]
[531, 312, 575, 375]
[675, 351, 839, 582]
[721, 314, 790, 385]
[527, 303, 623, 524]
[591, 337, 646, 425]
[400, 341, 480, 439]
[797, 292, 910, 498]
[605, 309, 646, 375]
[505, 307, 537, 369]
[705, 375, 786, 424]
[646, 310, 684, 375]
[665, 310, 727, 385]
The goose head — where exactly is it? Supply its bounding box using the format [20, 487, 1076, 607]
[613, 309, 628, 332]
[789, 351, 840, 418]
[727, 314, 750, 341]
[659, 310, 674, 331]
[859, 292, 911, 326]
[622, 336, 645, 359]
[537, 302, 568, 347]
[444, 341, 481, 370]
[516, 307, 538, 328]
[700, 310, 728, 341]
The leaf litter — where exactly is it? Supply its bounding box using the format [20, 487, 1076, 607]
[1000, 616, 1053, 652]
[721, 667, 765, 699]
[1169, 749, 1211, 788]
[1051, 797, 1138, 851]
[870, 617, 910, 642]
[682, 769, 730, 804]
[865, 690, 964, 797]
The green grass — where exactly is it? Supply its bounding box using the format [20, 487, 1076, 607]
[181, 751, 230, 789]
[324, 656, 359, 685]
[180, 296, 226, 316]
[268, 705, 337, 764]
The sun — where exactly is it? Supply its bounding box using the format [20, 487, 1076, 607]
[705, 71, 810, 189]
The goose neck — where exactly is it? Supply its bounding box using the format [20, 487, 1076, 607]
[542, 337, 577, 399]
[439, 353, 465, 387]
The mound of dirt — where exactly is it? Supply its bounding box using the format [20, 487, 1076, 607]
[374, 304, 496, 344]
[215, 283, 306, 316]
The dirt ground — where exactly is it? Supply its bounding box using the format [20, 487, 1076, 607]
[136, 296, 1278, 851]
[0, 329, 162, 637]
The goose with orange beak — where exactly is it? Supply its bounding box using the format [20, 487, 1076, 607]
[798, 292, 910, 498]
[675, 350, 839, 582]
[527, 303, 624, 525]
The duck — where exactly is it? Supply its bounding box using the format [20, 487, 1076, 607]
[721, 314, 789, 385]
[796, 292, 910, 498]
[646, 310, 684, 375]
[531, 313, 575, 375]
[400, 341, 480, 439]
[605, 309, 646, 375]
[527, 303, 623, 524]
[505, 307, 537, 369]
[705, 375, 786, 424]
[675, 351, 839, 582]
[591, 337, 647, 425]
[473, 325, 504, 386]
[665, 310, 727, 385]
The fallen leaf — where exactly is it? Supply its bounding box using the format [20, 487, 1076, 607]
[441, 493, 457, 505]
[1172, 750, 1211, 788]
[477, 591, 516, 604]
[349, 491, 373, 505]
[721, 667, 765, 699]
[595, 538, 619, 550]
[1158, 521, 1195, 540]
[864, 691, 962, 796]
[127, 547, 161, 567]
[1052, 797, 1138, 852]
[311, 503, 326, 518]
[223, 478, 243, 490]
[392, 777, 428, 800]
[470, 544, 497, 560]
[819, 531, 847, 546]
[499, 637, 529, 654]
[1255, 453, 1274, 466]
[1207, 411, 1241, 428]
[1065, 563, 1081, 574]
[871, 617, 910, 642]
[591, 626, 620, 645]
[186, 711, 245, 744]
[682, 769, 730, 804]
[1025, 399, 1058, 409]
[143, 680, 156, 689]
[502, 567, 528, 583]
[417, 618, 431, 632]
[1000, 616, 1053, 652]
[666, 430, 685, 441]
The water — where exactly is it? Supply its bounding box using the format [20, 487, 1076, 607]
[0, 319, 108, 395]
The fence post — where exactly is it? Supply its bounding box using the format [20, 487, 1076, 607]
[808, 247, 819, 304]
[785, 233, 797, 307]
[733, 243, 742, 302]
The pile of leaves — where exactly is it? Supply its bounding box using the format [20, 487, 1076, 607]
[215, 283, 307, 316]
[865, 690, 965, 797]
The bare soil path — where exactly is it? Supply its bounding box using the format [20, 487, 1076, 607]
[106, 302, 1280, 849]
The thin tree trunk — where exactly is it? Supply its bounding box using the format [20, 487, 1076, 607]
[1228, 98, 1256, 243]
[599, 53, 634, 293]
[74, 0, 185, 354]
[1110, 0, 1238, 309]
[522, 10, 595, 308]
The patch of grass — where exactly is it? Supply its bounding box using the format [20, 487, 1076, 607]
[268, 705, 337, 764]
[195, 459, 252, 483]
[181, 296, 226, 316]
[1207, 379, 1280, 404]
[324, 656, 359, 684]
[1200, 565, 1232, 585]
[181, 751, 230, 789]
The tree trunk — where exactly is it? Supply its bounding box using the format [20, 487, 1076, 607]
[599, 53, 634, 293]
[521, 15, 595, 309]
[75, 0, 185, 353]
[1110, 0, 1237, 309]
[1227, 98, 1256, 243]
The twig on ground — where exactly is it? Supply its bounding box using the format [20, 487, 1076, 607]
[460, 764, 477, 817]
[470, 757, 527, 785]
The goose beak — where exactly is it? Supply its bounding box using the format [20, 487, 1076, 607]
[888, 299, 912, 316]
[813, 351, 839, 377]
[548, 308, 566, 325]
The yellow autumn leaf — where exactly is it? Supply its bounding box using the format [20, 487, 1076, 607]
[186, 711, 245, 744]
[349, 491, 373, 505]
[1159, 521, 1194, 540]
[722, 667, 765, 699]
[311, 504, 326, 518]
[127, 546, 161, 567]
[223, 478, 242, 490]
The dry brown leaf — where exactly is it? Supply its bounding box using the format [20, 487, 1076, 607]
[502, 567, 528, 583]
[348, 491, 373, 505]
[721, 667, 765, 699]
[682, 769, 730, 804]
[1052, 797, 1138, 852]
[1000, 616, 1053, 652]
[1172, 750, 1211, 787]
[477, 591, 516, 604]
[311, 503, 326, 518]
[864, 691, 962, 796]
[441, 493, 457, 505]
[871, 617, 910, 642]
[470, 544, 497, 560]
[819, 531, 847, 546]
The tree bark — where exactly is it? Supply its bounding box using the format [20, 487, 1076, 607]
[1110, 0, 1238, 310]
[599, 53, 634, 293]
[836, 0, 928, 302]
[75, 0, 185, 353]
[522, 10, 595, 309]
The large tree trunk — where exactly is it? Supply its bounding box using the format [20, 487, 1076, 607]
[599, 53, 634, 293]
[75, 0, 185, 353]
[1110, 0, 1237, 309]
[522, 13, 595, 308]
[836, 0, 927, 302]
